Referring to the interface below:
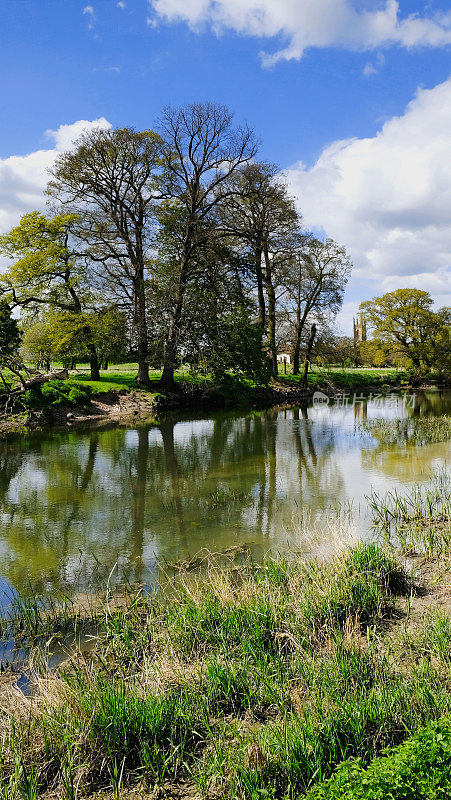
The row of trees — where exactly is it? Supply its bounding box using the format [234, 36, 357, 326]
[0, 103, 351, 389]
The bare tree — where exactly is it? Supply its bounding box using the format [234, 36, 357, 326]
[281, 238, 351, 374]
[157, 103, 258, 391]
[48, 127, 163, 386]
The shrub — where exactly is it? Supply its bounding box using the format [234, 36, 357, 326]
[23, 380, 91, 409]
[305, 716, 451, 799]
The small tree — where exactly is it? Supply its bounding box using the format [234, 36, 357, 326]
[360, 289, 446, 372]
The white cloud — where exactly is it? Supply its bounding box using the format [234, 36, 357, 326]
[83, 4, 96, 29]
[363, 51, 385, 76]
[0, 119, 111, 235]
[363, 62, 378, 76]
[284, 78, 451, 306]
[148, 0, 451, 64]
[117, 1, 127, 8]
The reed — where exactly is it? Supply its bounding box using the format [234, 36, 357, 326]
[368, 469, 451, 555]
[362, 416, 451, 447]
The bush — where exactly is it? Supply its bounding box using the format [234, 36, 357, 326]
[23, 379, 92, 409]
[305, 716, 451, 799]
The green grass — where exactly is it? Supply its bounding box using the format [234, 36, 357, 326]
[71, 364, 417, 396]
[368, 469, 451, 556]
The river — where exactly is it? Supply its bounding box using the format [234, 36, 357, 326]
[0, 390, 449, 601]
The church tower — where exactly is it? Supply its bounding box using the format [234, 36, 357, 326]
[353, 315, 367, 344]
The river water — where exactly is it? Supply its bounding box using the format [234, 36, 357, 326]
[0, 390, 449, 600]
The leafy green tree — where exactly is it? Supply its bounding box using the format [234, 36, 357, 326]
[0, 301, 21, 364]
[181, 239, 269, 383]
[0, 301, 23, 391]
[93, 308, 128, 369]
[360, 289, 447, 372]
[21, 319, 57, 370]
[48, 127, 163, 386]
[0, 211, 101, 379]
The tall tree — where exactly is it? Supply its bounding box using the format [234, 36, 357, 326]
[48, 127, 163, 386]
[220, 162, 300, 377]
[281, 237, 351, 374]
[0, 211, 101, 379]
[157, 102, 258, 390]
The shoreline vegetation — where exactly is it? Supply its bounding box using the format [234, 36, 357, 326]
[0, 364, 448, 437]
[0, 457, 450, 799]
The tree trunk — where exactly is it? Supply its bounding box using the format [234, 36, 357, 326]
[263, 242, 278, 378]
[255, 244, 266, 331]
[301, 323, 317, 388]
[134, 267, 150, 386]
[79, 322, 100, 381]
[87, 341, 101, 381]
[293, 309, 302, 375]
[159, 256, 189, 392]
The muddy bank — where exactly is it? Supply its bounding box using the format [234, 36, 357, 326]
[0, 383, 315, 435]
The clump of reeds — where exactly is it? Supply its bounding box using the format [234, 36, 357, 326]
[362, 416, 451, 448]
[368, 469, 451, 556]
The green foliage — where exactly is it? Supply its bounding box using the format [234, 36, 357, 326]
[85, 680, 206, 780]
[2, 538, 451, 798]
[0, 301, 21, 364]
[360, 289, 449, 373]
[305, 717, 451, 799]
[23, 380, 91, 409]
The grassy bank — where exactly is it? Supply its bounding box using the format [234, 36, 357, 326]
[1, 365, 447, 436]
[72, 365, 417, 395]
[280, 367, 412, 391]
[1, 467, 450, 799]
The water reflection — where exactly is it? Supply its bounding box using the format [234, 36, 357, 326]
[0, 391, 449, 597]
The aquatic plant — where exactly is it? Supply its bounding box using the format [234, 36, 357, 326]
[368, 469, 451, 555]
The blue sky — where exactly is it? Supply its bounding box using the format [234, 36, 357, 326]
[1, 0, 451, 330]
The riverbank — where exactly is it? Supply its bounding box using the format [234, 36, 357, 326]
[0, 365, 447, 436]
[0, 470, 450, 799]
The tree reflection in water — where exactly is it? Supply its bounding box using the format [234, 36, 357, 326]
[0, 390, 449, 597]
